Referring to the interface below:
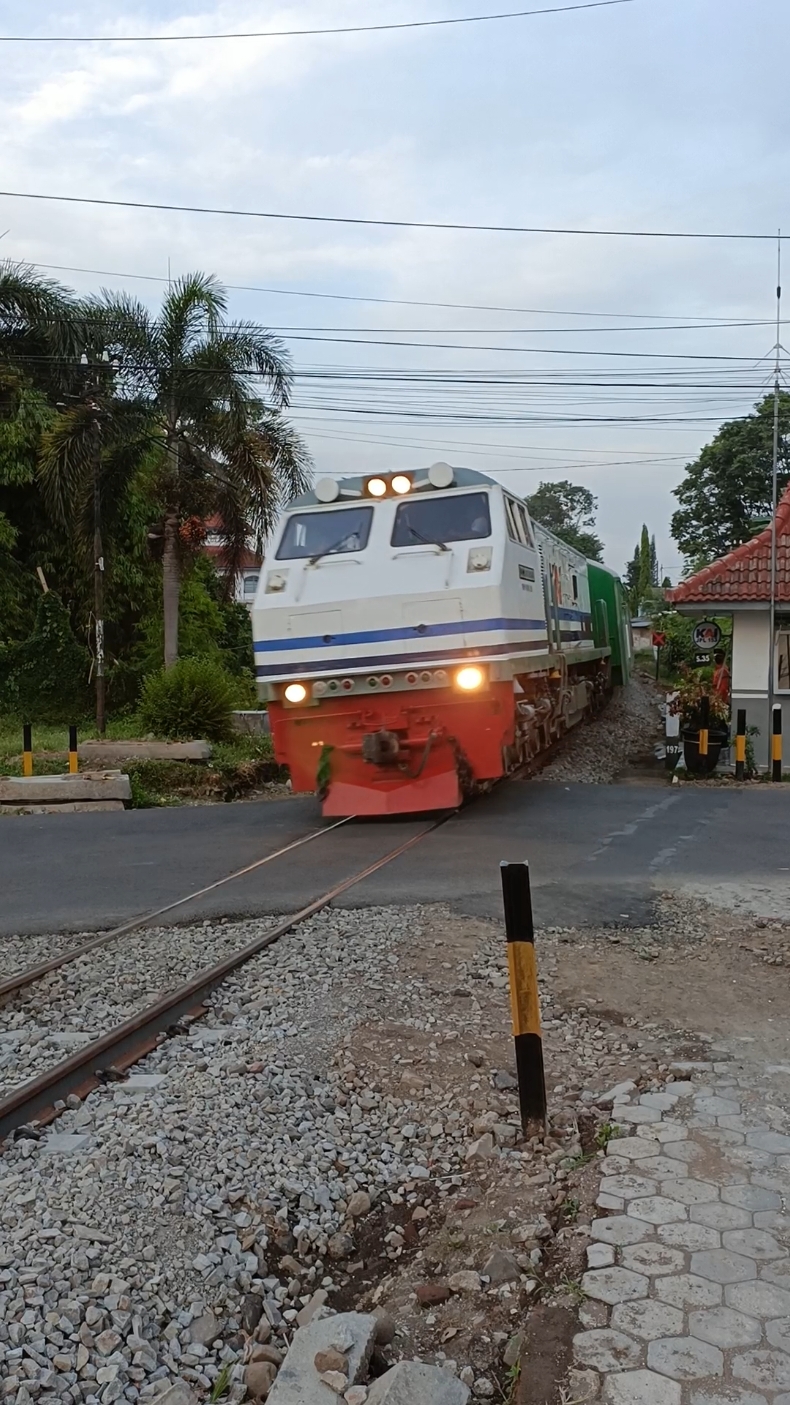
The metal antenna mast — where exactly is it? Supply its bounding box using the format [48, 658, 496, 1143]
[768, 232, 782, 715]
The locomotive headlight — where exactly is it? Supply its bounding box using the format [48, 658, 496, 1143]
[366, 477, 387, 497]
[391, 474, 411, 495]
[456, 666, 484, 691]
[284, 683, 307, 704]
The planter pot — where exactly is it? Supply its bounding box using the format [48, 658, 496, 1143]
[682, 726, 728, 775]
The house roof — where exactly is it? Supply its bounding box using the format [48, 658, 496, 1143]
[668, 482, 790, 605]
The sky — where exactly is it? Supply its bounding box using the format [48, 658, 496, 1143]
[3, 0, 790, 580]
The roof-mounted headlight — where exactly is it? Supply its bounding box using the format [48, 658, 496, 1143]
[428, 462, 455, 489]
[314, 477, 340, 503]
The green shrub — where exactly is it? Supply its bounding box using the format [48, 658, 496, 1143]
[0, 591, 90, 722]
[139, 657, 237, 742]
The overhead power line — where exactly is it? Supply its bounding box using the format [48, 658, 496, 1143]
[0, 0, 634, 43]
[26, 260, 765, 322]
[2, 189, 788, 241]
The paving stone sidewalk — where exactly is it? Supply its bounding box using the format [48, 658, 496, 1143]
[574, 1058, 790, 1405]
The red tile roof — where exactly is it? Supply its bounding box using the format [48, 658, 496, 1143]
[668, 482, 790, 604]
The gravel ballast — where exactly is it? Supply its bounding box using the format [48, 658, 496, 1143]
[537, 673, 662, 784]
[0, 900, 682, 1403]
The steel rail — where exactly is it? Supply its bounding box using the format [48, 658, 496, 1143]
[0, 819, 444, 1141]
[0, 818, 351, 1003]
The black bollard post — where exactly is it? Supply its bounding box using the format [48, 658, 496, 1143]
[500, 861, 547, 1139]
[734, 709, 746, 781]
[772, 705, 783, 782]
[22, 723, 33, 778]
[68, 725, 79, 775]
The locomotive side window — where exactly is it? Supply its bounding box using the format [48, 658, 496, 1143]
[515, 502, 534, 547]
[504, 498, 522, 544]
[391, 491, 491, 547]
[276, 506, 373, 560]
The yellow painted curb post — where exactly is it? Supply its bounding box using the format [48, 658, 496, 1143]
[734, 708, 746, 782]
[500, 860, 546, 1139]
[68, 725, 79, 775]
[22, 723, 33, 778]
[772, 705, 782, 783]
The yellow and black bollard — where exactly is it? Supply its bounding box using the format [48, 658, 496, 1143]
[698, 694, 710, 762]
[22, 723, 33, 777]
[500, 860, 546, 1138]
[68, 725, 79, 775]
[772, 705, 783, 782]
[734, 709, 746, 781]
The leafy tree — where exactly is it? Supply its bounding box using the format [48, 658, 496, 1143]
[104, 273, 309, 668]
[649, 533, 658, 587]
[526, 480, 603, 560]
[671, 393, 790, 566]
[0, 590, 90, 721]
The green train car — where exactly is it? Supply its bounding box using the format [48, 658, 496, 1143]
[587, 561, 633, 686]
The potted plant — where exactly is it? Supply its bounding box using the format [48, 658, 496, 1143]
[669, 675, 730, 774]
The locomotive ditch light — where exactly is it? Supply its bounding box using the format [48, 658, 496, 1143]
[456, 665, 484, 691]
[366, 477, 388, 497]
[467, 546, 492, 572]
[391, 474, 412, 495]
[284, 682, 308, 703]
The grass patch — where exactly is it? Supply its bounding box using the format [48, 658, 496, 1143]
[0, 713, 288, 805]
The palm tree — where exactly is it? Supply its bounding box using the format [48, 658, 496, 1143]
[41, 272, 311, 670]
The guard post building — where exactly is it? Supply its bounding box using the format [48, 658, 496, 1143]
[668, 483, 790, 770]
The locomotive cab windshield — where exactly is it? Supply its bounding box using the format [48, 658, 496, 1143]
[276, 504, 373, 560]
[391, 491, 491, 547]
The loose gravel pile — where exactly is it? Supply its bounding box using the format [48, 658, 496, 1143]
[0, 901, 696, 1405]
[538, 673, 662, 784]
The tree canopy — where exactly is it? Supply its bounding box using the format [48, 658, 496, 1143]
[671, 393, 790, 568]
[525, 479, 604, 560]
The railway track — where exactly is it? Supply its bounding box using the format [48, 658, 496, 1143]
[0, 816, 447, 1144]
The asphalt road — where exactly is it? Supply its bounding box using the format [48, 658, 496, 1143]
[2, 780, 789, 935]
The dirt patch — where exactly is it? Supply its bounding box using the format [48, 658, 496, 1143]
[516, 1306, 578, 1405]
[552, 898, 790, 1062]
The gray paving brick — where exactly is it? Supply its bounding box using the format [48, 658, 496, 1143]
[641, 1093, 680, 1111]
[573, 1329, 643, 1372]
[618, 1106, 663, 1125]
[591, 1216, 654, 1246]
[602, 1370, 681, 1405]
[689, 1202, 753, 1231]
[754, 1210, 790, 1234]
[733, 1351, 790, 1392]
[723, 1185, 782, 1212]
[640, 1156, 690, 1179]
[641, 1123, 689, 1144]
[611, 1302, 685, 1342]
[660, 1179, 719, 1206]
[646, 1337, 724, 1381]
[766, 1316, 790, 1352]
[621, 1244, 686, 1277]
[628, 1197, 688, 1227]
[582, 1267, 650, 1305]
[598, 1192, 626, 1211]
[690, 1391, 767, 1405]
[726, 1280, 790, 1316]
[666, 1082, 695, 1097]
[601, 1175, 658, 1200]
[746, 1131, 790, 1154]
[587, 1243, 616, 1269]
[759, 1259, 790, 1289]
[688, 1305, 763, 1348]
[663, 1141, 702, 1164]
[656, 1274, 722, 1309]
[726, 1147, 775, 1172]
[579, 1300, 610, 1330]
[607, 1136, 661, 1161]
[658, 1222, 720, 1252]
[695, 1096, 741, 1116]
[690, 1249, 757, 1284]
[722, 1228, 785, 1260]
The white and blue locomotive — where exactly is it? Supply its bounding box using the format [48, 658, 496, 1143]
[252, 463, 622, 814]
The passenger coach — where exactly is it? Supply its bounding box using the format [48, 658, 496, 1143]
[252, 464, 626, 815]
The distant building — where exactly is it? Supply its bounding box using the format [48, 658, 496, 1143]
[202, 517, 262, 609]
[668, 483, 790, 769]
[631, 614, 653, 651]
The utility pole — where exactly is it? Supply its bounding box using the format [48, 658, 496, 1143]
[768, 233, 782, 723]
[79, 348, 116, 737]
